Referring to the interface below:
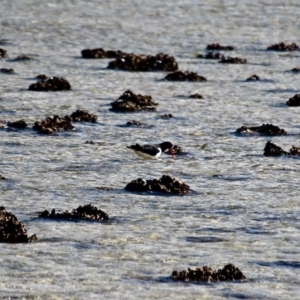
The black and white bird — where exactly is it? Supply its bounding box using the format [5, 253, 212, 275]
[126, 141, 174, 159]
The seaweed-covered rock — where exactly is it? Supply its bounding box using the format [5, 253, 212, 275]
[107, 52, 178, 72]
[70, 110, 97, 122]
[110, 90, 158, 112]
[219, 56, 247, 64]
[81, 48, 124, 58]
[7, 119, 28, 129]
[0, 68, 14, 74]
[197, 51, 225, 59]
[206, 43, 234, 51]
[267, 42, 299, 51]
[29, 77, 71, 91]
[171, 264, 246, 282]
[0, 207, 37, 243]
[286, 94, 300, 106]
[33, 115, 74, 134]
[38, 204, 109, 221]
[165, 70, 207, 82]
[264, 141, 300, 157]
[189, 93, 203, 99]
[236, 124, 287, 136]
[125, 175, 190, 195]
[246, 74, 260, 81]
[0, 48, 8, 58]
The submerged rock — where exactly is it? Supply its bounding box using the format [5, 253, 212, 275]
[197, 51, 225, 59]
[7, 119, 28, 129]
[38, 204, 109, 221]
[236, 124, 287, 136]
[286, 94, 300, 106]
[126, 120, 144, 126]
[219, 56, 247, 64]
[189, 93, 203, 99]
[33, 115, 74, 134]
[165, 70, 207, 82]
[0, 207, 37, 243]
[206, 43, 234, 51]
[70, 109, 97, 122]
[171, 264, 246, 282]
[125, 175, 190, 195]
[290, 67, 300, 73]
[263, 141, 300, 156]
[267, 42, 299, 51]
[246, 74, 260, 81]
[81, 48, 124, 58]
[110, 90, 158, 112]
[107, 52, 178, 72]
[160, 113, 174, 119]
[29, 77, 71, 91]
[0, 68, 15, 74]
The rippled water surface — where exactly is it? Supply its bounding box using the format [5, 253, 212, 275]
[1, 0, 300, 299]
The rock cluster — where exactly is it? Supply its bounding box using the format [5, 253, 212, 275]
[165, 70, 207, 82]
[171, 264, 246, 282]
[264, 141, 300, 156]
[125, 175, 190, 195]
[70, 110, 97, 122]
[197, 51, 225, 59]
[219, 56, 247, 64]
[286, 94, 300, 106]
[81, 48, 124, 58]
[110, 90, 158, 112]
[0, 207, 37, 243]
[33, 115, 74, 134]
[236, 124, 286, 136]
[206, 43, 234, 51]
[29, 76, 71, 91]
[38, 204, 109, 221]
[107, 52, 178, 72]
[7, 119, 28, 129]
[267, 42, 299, 51]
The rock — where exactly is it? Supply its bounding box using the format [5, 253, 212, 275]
[81, 48, 124, 58]
[0, 175, 5, 180]
[160, 114, 173, 119]
[13, 55, 32, 61]
[107, 52, 178, 72]
[126, 120, 144, 126]
[197, 51, 225, 59]
[125, 175, 190, 195]
[33, 115, 74, 134]
[290, 68, 300, 73]
[171, 264, 246, 282]
[246, 74, 260, 81]
[189, 93, 203, 99]
[286, 94, 300, 106]
[29, 77, 71, 91]
[267, 42, 299, 51]
[110, 90, 158, 112]
[165, 70, 207, 82]
[38, 204, 109, 221]
[69, 110, 97, 122]
[219, 56, 247, 64]
[0, 207, 37, 243]
[7, 119, 28, 129]
[264, 141, 289, 156]
[206, 43, 234, 51]
[236, 124, 287, 136]
[0, 48, 8, 58]
[36, 74, 48, 80]
[0, 68, 14, 74]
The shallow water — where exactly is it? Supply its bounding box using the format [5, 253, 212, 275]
[1, 0, 300, 299]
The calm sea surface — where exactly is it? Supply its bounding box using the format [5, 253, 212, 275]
[1, 0, 300, 299]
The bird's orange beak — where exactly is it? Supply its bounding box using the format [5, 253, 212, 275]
[169, 148, 175, 159]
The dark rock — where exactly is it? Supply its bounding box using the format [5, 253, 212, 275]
[289, 146, 300, 155]
[70, 110, 97, 122]
[7, 119, 28, 129]
[0, 68, 14, 74]
[160, 114, 173, 119]
[286, 94, 300, 106]
[125, 175, 190, 195]
[36, 74, 48, 80]
[171, 264, 246, 282]
[107, 52, 178, 72]
[290, 68, 300, 73]
[264, 141, 289, 156]
[110, 90, 158, 112]
[13, 55, 32, 61]
[38, 204, 109, 221]
[246, 74, 260, 81]
[165, 70, 207, 82]
[189, 93, 203, 99]
[236, 124, 287, 136]
[33, 115, 74, 134]
[0, 207, 37, 243]
[197, 51, 225, 59]
[0, 48, 8, 58]
[267, 42, 299, 51]
[81, 48, 124, 58]
[126, 120, 144, 126]
[85, 140, 95, 144]
[206, 43, 234, 51]
[0, 175, 5, 180]
[219, 56, 247, 64]
[29, 77, 71, 91]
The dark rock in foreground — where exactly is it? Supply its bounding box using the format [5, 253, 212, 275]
[171, 264, 246, 282]
[286, 94, 300, 106]
[81, 48, 124, 58]
[0, 48, 8, 58]
[107, 52, 178, 72]
[29, 76, 71, 91]
[7, 119, 28, 129]
[267, 42, 299, 51]
[38, 204, 109, 221]
[165, 70, 207, 82]
[206, 43, 234, 51]
[246, 74, 260, 81]
[33, 115, 74, 134]
[0, 207, 37, 243]
[70, 110, 97, 122]
[197, 51, 225, 59]
[125, 175, 190, 195]
[264, 141, 300, 156]
[0, 68, 14, 74]
[110, 90, 158, 112]
[219, 56, 247, 64]
[236, 124, 287, 136]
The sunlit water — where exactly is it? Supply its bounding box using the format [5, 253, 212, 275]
[1, 0, 300, 299]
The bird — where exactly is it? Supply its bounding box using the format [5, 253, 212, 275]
[126, 141, 174, 159]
